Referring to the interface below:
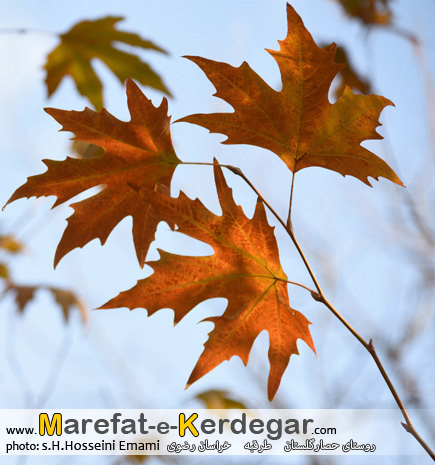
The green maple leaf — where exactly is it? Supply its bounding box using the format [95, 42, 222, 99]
[45, 16, 171, 109]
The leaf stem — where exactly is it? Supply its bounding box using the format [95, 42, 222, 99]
[180, 161, 288, 231]
[287, 170, 296, 230]
[275, 277, 317, 295]
[180, 160, 435, 460]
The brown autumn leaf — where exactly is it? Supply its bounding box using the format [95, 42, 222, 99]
[5, 79, 180, 268]
[71, 140, 105, 159]
[337, 0, 392, 26]
[4, 284, 87, 324]
[48, 287, 88, 324]
[333, 45, 371, 99]
[45, 16, 171, 110]
[178, 3, 402, 187]
[0, 263, 9, 279]
[101, 163, 315, 400]
[6, 285, 36, 312]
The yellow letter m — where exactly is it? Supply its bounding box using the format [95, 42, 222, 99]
[39, 413, 62, 436]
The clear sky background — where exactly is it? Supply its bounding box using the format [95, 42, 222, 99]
[1, 1, 434, 464]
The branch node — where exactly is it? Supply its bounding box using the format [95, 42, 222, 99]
[287, 218, 294, 236]
[401, 422, 413, 434]
[310, 291, 324, 303]
[368, 338, 375, 352]
[226, 165, 243, 177]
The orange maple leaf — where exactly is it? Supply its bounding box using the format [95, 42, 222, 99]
[178, 4, 402, 187]
[101, 163, 315, 400]
[5, 79, 180, 267]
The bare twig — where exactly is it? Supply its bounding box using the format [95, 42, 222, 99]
[36, 330, 73, 407]
[0, 27, 56, 36]
[6, 309, 32, 407]
[283, 180, 434, 460]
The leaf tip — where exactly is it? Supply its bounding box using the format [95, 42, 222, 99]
[53, 245, 67, 269]
[383, 96, 395, 108]
[2, 195, 14, 211]
[267, 375, 281, 401]
[285, 2, 297, 16]
[395, 176, 405, 188]
[53, 256, 60, 270]
[125, 77, 138, 92]
[182, 55, 207, 69]
[44, 107, 56, 117]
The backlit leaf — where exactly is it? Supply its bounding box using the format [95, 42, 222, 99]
[6, 80, 180, 267]
[101, 163, 315, 400]
[179, 4, 402, 187]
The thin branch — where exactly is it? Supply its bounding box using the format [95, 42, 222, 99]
[285, 179, 434, 460]
[180, 160, 435, 460]
[0, 27, 56, 36]
[6, 314, 33, 408]
[287, 197, 434, 459]
[385, 26, 419, 47]
[36, 330, 73, 407]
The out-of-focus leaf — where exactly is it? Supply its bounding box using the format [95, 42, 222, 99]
[124, 453, 149, 463]
[48, 288, 88, 324]
[6, 285, 36, 313]
[45, 16, 171, 109]
[333, 45, 371, 99]
[71, 141, 105, 159]
[337, 0, 392, 25]
[5, 284, 87, 324]
[196, 390, 247, 409]
[0, 235, 23, 254]
[0, 263, 9, 279]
